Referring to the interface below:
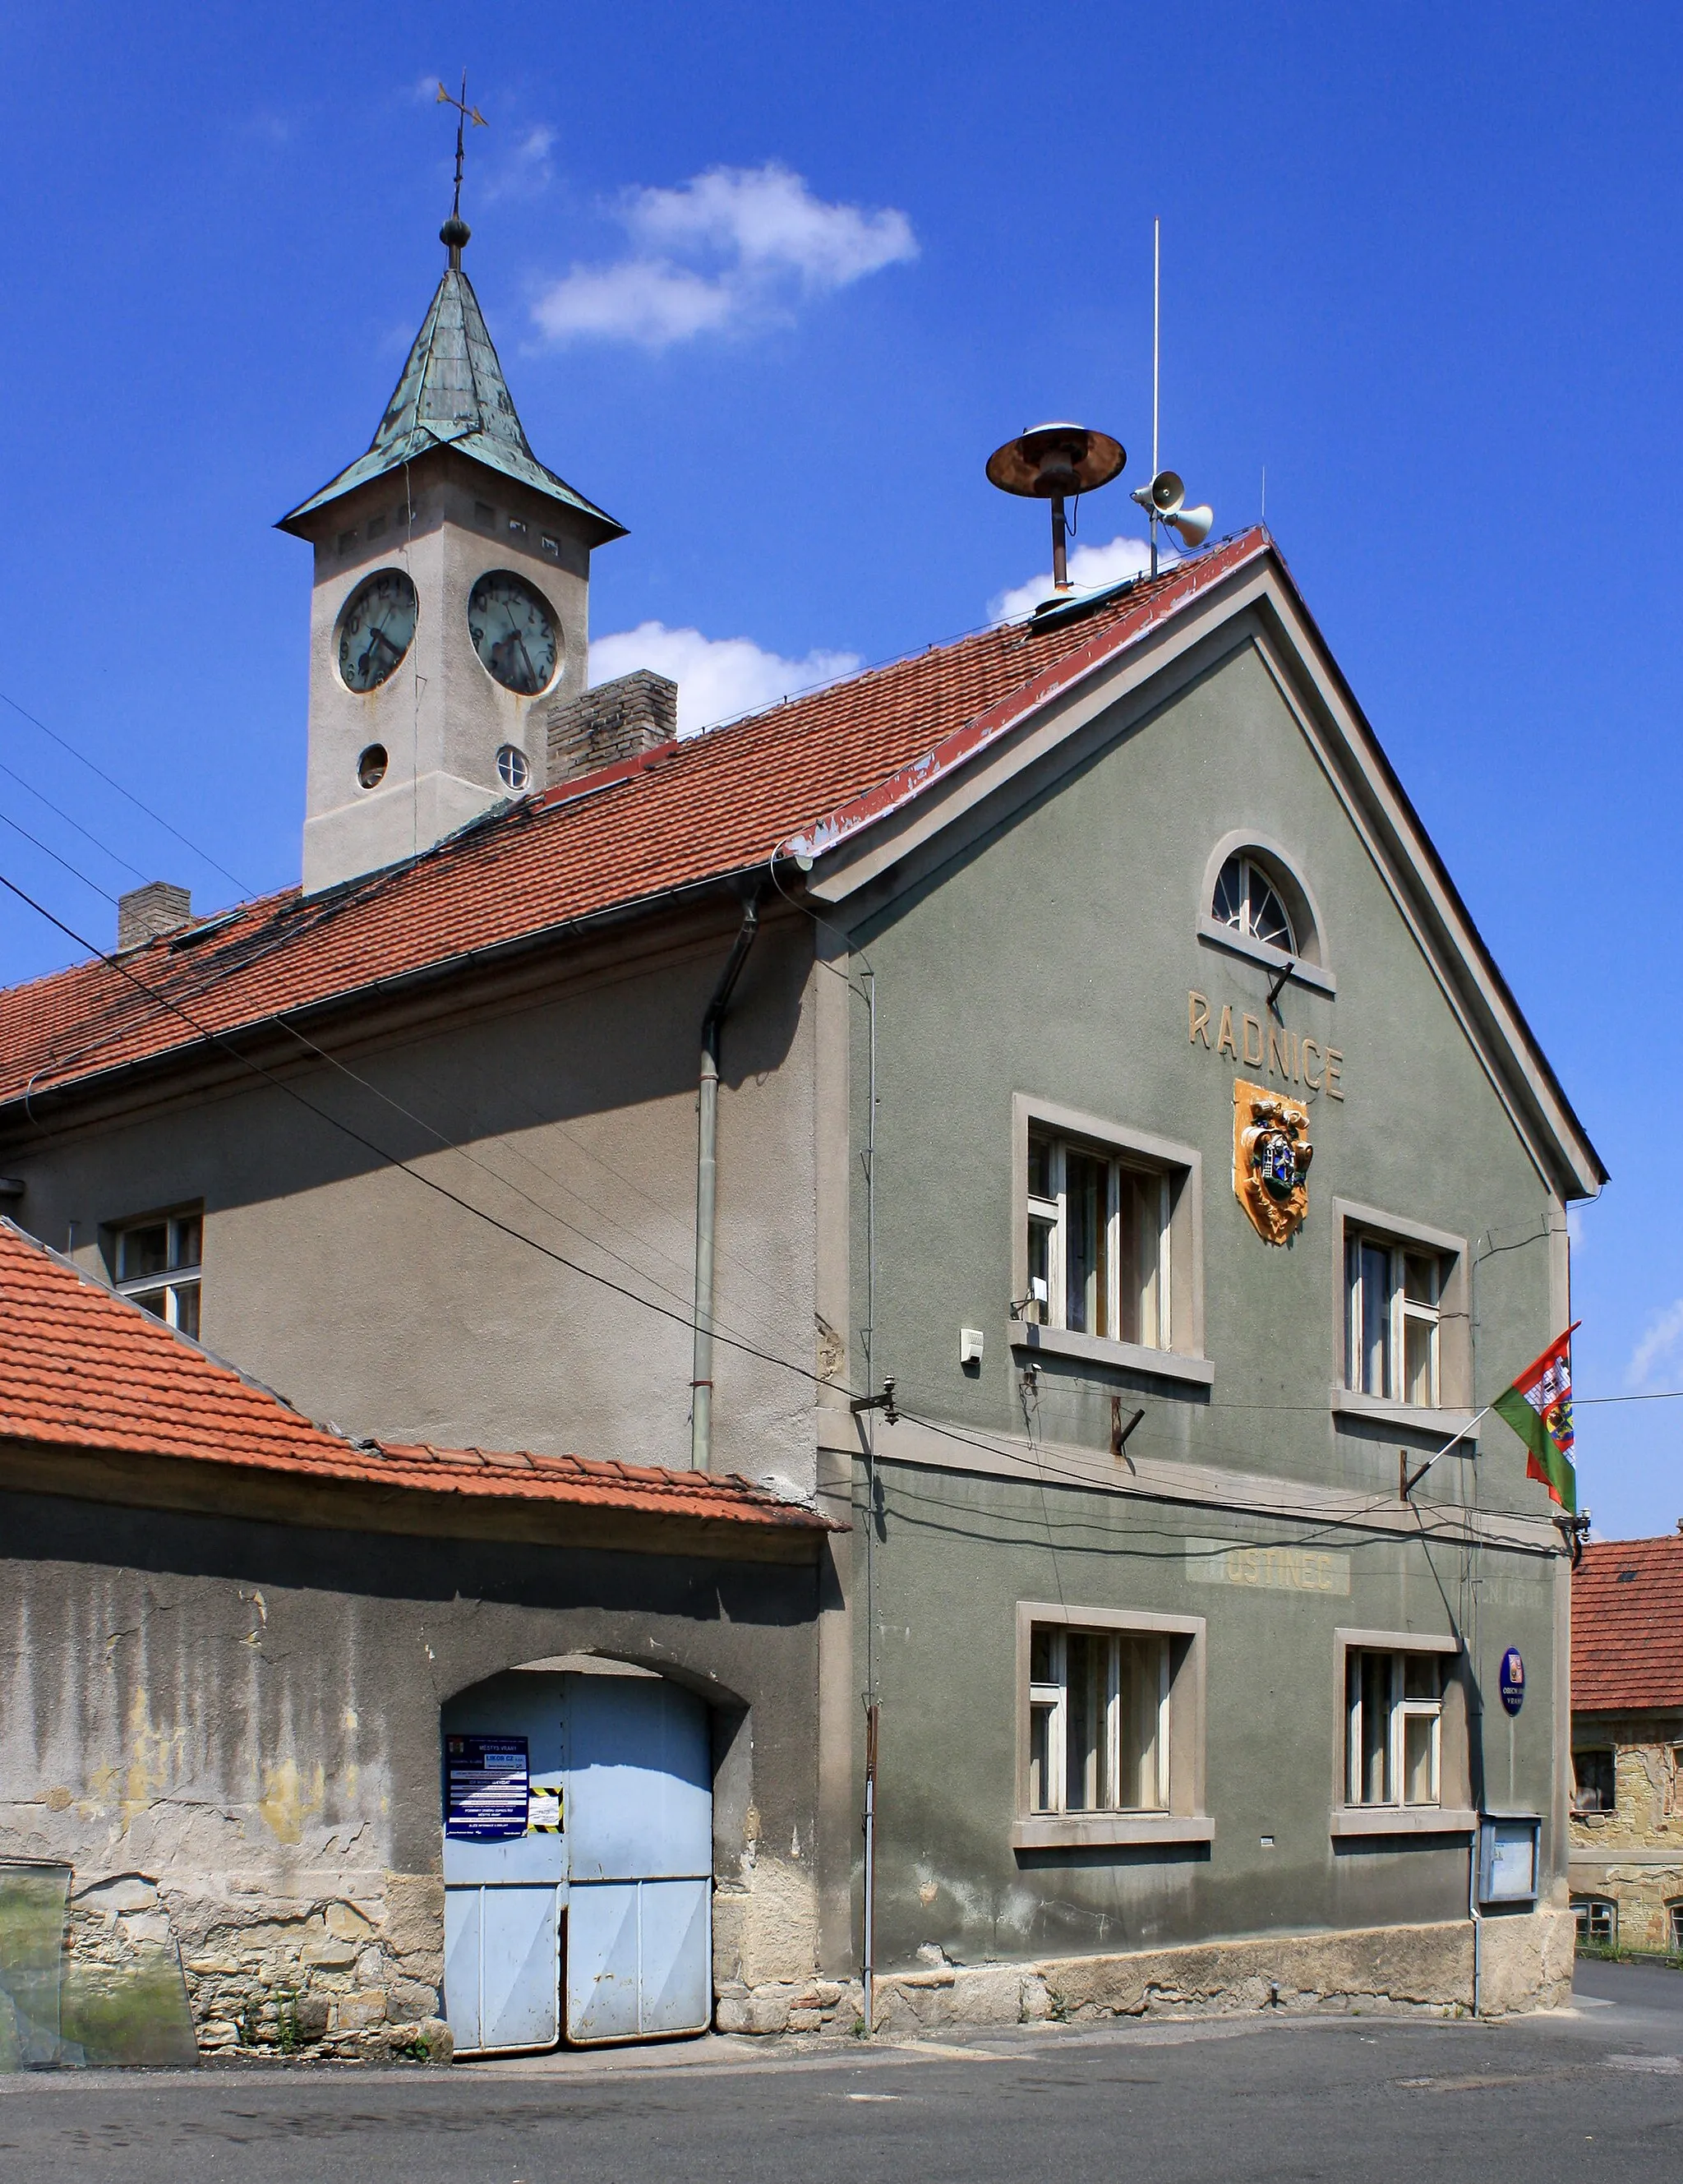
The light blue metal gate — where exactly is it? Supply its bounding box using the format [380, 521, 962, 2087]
[562, 1672, 712, 2044]
[440, 1668, 712, 2055]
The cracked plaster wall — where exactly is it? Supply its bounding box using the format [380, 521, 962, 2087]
[1, 1490, 823, 2055]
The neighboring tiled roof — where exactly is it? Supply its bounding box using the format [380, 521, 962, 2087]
[0, 533, 1266, 1111]
[0, 1219, 830, 1537]
[279, 262, 623, 538]
[1572, 1535, 1683, 1712]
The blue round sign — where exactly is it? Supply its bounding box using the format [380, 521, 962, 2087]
[1499, 1646, 1525, 1716]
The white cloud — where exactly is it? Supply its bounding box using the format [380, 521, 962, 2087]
[534, 262, 736, 347]
[625, 164, 916, 288]
[481, 124, 556, 204]
[589, 622, 861, 737]
[989, 533, 1172, 625]
[532, 162, 917, 349]
[1626, 1299, 1683, 1391]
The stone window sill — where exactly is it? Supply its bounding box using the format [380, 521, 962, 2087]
[1330, 1387, 1478, 1438]
[1012, 1813, 1215, 1851]
[1330, 1805, 1477, 1839]
[1011, 1322, 1215, 1388]
[1196, 916, 1336, 995]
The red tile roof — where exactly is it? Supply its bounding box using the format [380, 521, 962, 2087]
[0, 535, 1267, 1111]
[0, 1218, 832, 1538]
[1573, 1535, 1683, 1713]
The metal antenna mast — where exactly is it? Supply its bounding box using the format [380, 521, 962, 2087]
[1150, 217, 1161, 579]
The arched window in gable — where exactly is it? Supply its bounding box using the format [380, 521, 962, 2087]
[1198, 833, 1330, 986]
[1211, 850, 1296, 956]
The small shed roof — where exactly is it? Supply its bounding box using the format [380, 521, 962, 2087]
[0, 1219, 830, 1544]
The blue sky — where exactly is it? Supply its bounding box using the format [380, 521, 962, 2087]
[1, 3, 1678, 1535]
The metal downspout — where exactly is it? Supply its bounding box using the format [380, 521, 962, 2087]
[689, 898, 761, 1470]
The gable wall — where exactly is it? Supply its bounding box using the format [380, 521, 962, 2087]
[851, 628, 1562, 1508]
[829, 623, 1576, 1980]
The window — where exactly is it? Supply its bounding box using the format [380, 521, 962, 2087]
[357, 743, 389, 790]
[1028, 1625, 1169, 1815]
[508, 516, 528, 538]
[1212, 851, 1294, 955]
[113, 1211, 201, 1338]
[1345, 1649, 1442, 1808]
[541, 534, 560, 559]
[474, 500, 495, 528]
[1016, 1603, 1209, 1848]
[1026, 1129, 1171, 1350]
[1574, 1897, 1617, 1948]
[496, 744, 531, 792]
[1669, 1901, 1683, 1958]
[1345, 1233, 1445, 1406]
[1573, 1748, 1616, 1815]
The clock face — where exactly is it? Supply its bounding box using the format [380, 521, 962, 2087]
[337, 569, 417, 693]
[468, 570, 559, 695]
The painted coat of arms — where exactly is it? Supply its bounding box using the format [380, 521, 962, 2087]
[1233, 1078, 1313, 1244]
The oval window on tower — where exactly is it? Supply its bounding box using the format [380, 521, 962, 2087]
[468, 570, 560, 695]
[496, 744, 531, 792]
[357, 744, 389, 790]
[336, 569, 417, 694]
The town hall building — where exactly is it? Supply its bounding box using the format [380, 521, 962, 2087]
[0, 196, 1602, 2060]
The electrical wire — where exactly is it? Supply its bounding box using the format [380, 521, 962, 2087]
[0, 808, 121, 904]
[0, 686, 252, 894]
[0, 866, 846, 1402]
[0, 757, 149, 884]
[0, 857, 1612, 1538]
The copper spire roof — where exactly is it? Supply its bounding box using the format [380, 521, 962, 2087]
[278, 261, 623, 539]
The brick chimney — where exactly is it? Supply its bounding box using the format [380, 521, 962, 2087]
[545, 670, 677, 787]
[117, 881, 192, 951]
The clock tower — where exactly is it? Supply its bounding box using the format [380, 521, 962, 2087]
[279, 212, 625, 895]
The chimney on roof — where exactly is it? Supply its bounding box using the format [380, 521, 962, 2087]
[117, 881, 192, 952]
[545, 670, 676, 787]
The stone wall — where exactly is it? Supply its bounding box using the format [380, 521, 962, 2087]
[715, 1909, 1574, 2037]
[1570, 1718, 1683, 1952]
[16, 1860, 452, 2063]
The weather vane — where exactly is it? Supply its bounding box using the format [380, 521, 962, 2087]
[436, 72, 488, 261]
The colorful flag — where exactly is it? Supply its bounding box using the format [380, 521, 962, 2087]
[1492, 1323, 1579, 1513]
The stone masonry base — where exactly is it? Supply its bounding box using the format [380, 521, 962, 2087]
[715, 1909, 1575, 2038]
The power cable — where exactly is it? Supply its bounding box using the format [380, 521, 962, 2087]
[0, 759, 149, 884]
[0, 808, 790, 1344]
[0, 866, 841, 1402]
[0, 808, 121, 905]
[0, 686, 252, 895]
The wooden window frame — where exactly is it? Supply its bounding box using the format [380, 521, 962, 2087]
[1011, 1096, 1208, 1386]
[1330, 1627, 1473, 1837]
[108, 1206, 204, 1339]
[1013, 1601, 1211, 1850]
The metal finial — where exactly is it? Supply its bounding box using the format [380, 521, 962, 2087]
[436, 72, 487, 267]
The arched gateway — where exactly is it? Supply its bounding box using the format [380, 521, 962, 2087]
[442, 1660, 713, 2052]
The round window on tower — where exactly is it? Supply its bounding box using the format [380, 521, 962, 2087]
[496, 744, 531, 792]
[357, 744, 389, 791]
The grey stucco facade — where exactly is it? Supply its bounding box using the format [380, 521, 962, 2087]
[0, 543, 1598, 2044]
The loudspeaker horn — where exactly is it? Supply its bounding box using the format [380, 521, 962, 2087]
[1130, 470, 1184, 516]
[1167, 502, 1213, 548]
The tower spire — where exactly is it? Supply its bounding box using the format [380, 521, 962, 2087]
[435, 72, 486, 269]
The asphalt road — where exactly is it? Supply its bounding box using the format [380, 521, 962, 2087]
[2, 1961, 1680, 2184]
